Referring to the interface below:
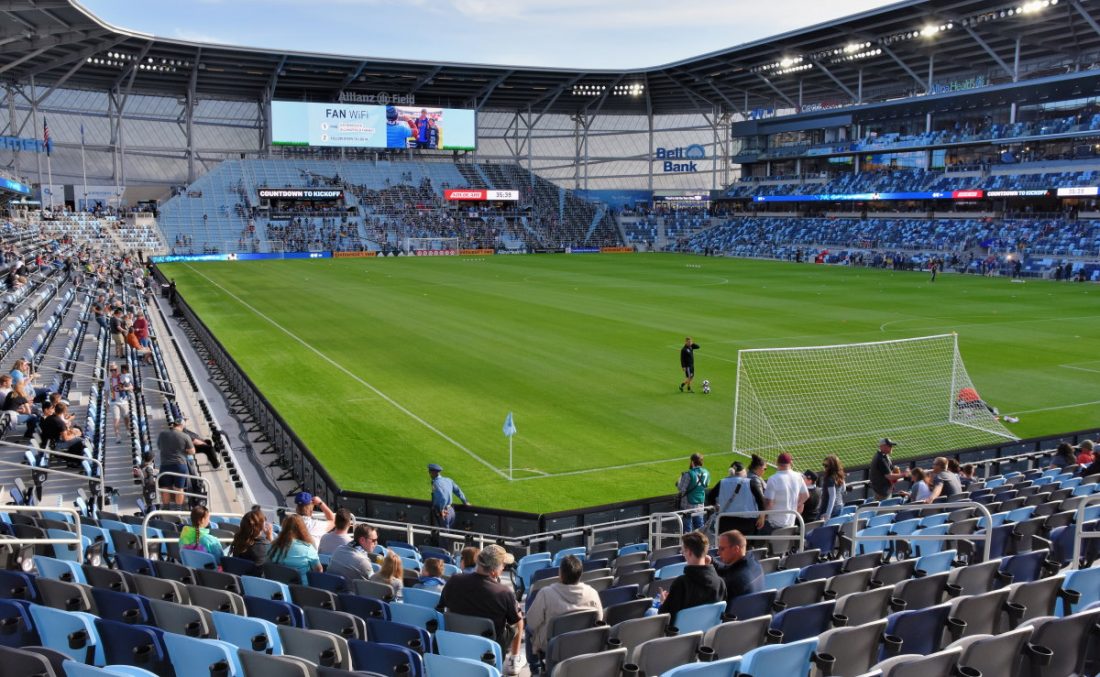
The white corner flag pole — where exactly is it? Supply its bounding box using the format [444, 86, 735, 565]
[509, 434, 513, 481]
[503, 411, 517, 480]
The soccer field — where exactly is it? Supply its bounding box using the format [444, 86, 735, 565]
[160, 254, 1100, 513]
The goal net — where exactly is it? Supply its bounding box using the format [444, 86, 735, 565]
[405, 237, 460, 253]
[731, 334, 1017, 469]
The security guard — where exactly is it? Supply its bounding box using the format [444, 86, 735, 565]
[428, 463, 469, 529]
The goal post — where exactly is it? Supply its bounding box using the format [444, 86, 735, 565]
[405, 237, 461, 253]
[731, 334, 1018, 469]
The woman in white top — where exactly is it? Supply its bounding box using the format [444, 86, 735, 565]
[906, 467, 933, 503]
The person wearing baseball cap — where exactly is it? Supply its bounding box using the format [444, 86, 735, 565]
[294, 491, 335, 541]
[428, 463, 469, 530]
[869, 438, 904, 501]
[763, 452, 808, 532]
[437, 543, 525, 674]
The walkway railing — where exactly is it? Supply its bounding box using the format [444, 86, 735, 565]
[1071, 493, 1100, 570]
[849, 501, 994, 562]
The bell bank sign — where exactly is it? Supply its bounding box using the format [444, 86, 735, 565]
[655, 144, 705, 172]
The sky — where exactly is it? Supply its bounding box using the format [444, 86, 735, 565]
[78, 0, 899, 70]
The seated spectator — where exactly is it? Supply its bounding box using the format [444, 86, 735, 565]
[328, 523, 383, 582]
[0, 374, 12, 402]
[958, 463, 976, 489]
[267, 514, 322, 580]
[125, 326, 153, 364]
[1076, 440, 1095, 466]
[437, 544, 525, 675]
[416, 558, 447, 592]
[712, 529, 763, 605]
[318, 508, 354, 555]
[294, 491, 335, 541]
[371, 551, 405, 599]
[925, 456, 963, 503]
[526, 554, 603, 656]
[229, 508, 273, 566]
[801, 470, 821, 523]
[40, 401, 83, 452]
[1050, 442, 1077, 469]
[180, 505, 224, 564]
[460, 546, 479, 573]
[2, 381, 38, 437]
[905, 468, 932, 503]
[653, 531, 726, 619]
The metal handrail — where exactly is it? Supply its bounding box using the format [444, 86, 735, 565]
[0, 439, 105, 502]
[850, 501, 994, 562]
[1070, 492, 1100, 570]
[0, 505, 84, 561]
[716, 509, 807, 551]
[154, 471, 212, 503]
[140, 509, 240, 558]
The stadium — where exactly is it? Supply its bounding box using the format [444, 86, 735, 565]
[1, 0, 1099, 675]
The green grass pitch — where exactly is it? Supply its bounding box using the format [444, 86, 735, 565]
[159, 254, 1100, 513]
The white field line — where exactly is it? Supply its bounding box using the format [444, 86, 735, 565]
[1060, 363, 1100, 375]
[510, 451, 740, 482]
[183, 264, 510, 480]
[1005, 399, 1100, 416]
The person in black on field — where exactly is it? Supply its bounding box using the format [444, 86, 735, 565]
[680, 337, 700, 393]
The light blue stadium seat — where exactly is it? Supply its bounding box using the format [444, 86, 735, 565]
[660, 656, 741, 677]
[211, 610, 283, 655]
[403, 588, 442, 609]
[552, 547, 586, 565]
[390, 602, 444, 632]
[657, 562, 687, 580]
[28, 605, 104, 665]
[868, 514, 896, 528]
[918, 514, 949, 529]
[915, 550, 956, 576]
[388, 546, 421, 562]
[34, 554, 88, 583]
[878, 498, 905, 507]
[912, 525, 950, 557]
[241, 575, 292, 601]
[856, 525, 891, 555]
[162, 634, 245, 677]
[762, 569, 799, 591]
[673, 601, 726, 634]
[739, 636, 817, 677]
[435, 629, 502, 672]
[64, 664, 161, 677]
[1058, 566, 1100, 616]
[180, 548, 219, 570]
[424, 653, 500, 677]
[400, 556, 422, 573]
[618, 543, 649, 557]
[1006, 506, 1036, 523]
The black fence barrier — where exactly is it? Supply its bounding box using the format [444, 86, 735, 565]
[153, 264, 1100, 553]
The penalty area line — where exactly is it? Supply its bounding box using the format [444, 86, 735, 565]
[182, 264, 511, 481]
[510, 451, 740, 482]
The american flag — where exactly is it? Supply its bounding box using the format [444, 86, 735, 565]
[43, 117, 51, 156]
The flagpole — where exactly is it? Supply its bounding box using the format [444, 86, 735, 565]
[46, 153, 54, 210]
[509, 435, 513, 481]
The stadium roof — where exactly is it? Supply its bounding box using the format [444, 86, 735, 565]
[2, 0, 1099, 115]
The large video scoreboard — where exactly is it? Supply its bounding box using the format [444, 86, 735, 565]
[271, 101, 476, 151]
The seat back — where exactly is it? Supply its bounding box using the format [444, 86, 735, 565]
[435, 628, 502, 672]
[608, 613, 669, 655]
[701, 615, 771, 660]
[813, 619, 887, 677]
[770, 600, 836, 643]
[187, 584, 247, 616]
[278, 625, 351, 670]
[304, 606, 367, 641]
[149, 597, 215, 638]
[94, 618, 171, 675]
[740, 636, 817, 677]
[728, 588, 777, 621]
[347, 639, 423, 677]
[603, 598, 650, 627]
[548, 646, 626, 677]
[955, 626, 1033, 677]
[834, 587, 894, 627]
[548, 608, 598, 640]
[881, 603, 952, 661]
[1025, 608, 1100, 677]
[236, 650, 314, 677]
[161, 633, 244, 677]
[630, 631, 702, 677]
[211, 610, 283, 655]
[948, 588, 1010, 637]
[544, 625, 607, 675]
[673, 601, 726, 634]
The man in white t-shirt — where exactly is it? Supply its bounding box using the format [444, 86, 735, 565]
[294, 491, 335, 541]
[763, 452, 809, 531]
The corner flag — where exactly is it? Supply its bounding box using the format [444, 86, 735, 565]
[503, 412, 517, 438]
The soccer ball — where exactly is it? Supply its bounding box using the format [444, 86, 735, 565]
[702, 379, 711, 394]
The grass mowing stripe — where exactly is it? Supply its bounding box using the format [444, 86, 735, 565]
[161, 255, 1100, 512]
[182, 263, 511, 480]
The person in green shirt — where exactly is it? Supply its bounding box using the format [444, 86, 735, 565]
[677, 453, 710, 532]
[179, 504, 224, 564]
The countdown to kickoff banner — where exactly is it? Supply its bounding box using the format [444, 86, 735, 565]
[271, 100, 476, 151]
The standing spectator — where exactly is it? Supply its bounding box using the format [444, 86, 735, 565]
[415, 558, 446, 590]
[677, 453, 710, 532]
[763, 453, 808, 533]
[318, 508, 355, 555]
[108, 363, 133, 443]
[428, 463, 468, 530]
[710, 459, 764, 536]
[958, 464, 977, 489]
[526, 555, 603, 658]
[1077, 440, 1095, 467]
[157, 419, 194, 509]
[327, 524, 383, 582]
[819, 455, 846, 519]
[801, 470, 821, 523]
[654, 531, 726, 620]
[109, 308, 126, 358]
[712, 530, 763, 606]
[294, 492, 336, 541]
[436, 545, 526, 675]
[869, 438, 903, 500]
[926, 457, 963, 502]
[371, 551, 405, 599]
[179, 505, 224, 564]
[267, 515, 322, 581]
[229, 508, 273, 566]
